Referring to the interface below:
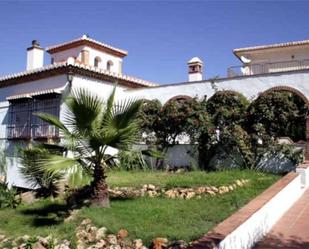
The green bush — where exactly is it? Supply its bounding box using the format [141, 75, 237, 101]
[117, 150, 150, 171]
[20, 146, 62, 197]
[0, 182, 20, 208]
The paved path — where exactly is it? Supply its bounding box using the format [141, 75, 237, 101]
[254, 189, 309, 249]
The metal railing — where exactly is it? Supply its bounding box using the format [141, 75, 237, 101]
[33, 124, 59, 139]
[7, 125, 31, 139]
[228, 59, 309, 77]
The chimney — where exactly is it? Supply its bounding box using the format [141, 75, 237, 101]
[187, 57, 203, 82]
[27, 40, 44, 70]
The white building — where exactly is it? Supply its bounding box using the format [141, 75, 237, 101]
[1, 35, 309, 187]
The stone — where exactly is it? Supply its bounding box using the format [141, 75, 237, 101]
[76, 240, 85, 249]
[134, 239, 144, 249]
[20, 191, 36, 204]
[167, 240, 188, 249]
[148, 191, 157, 198]
[32, 242, 45, 249]
[152, 238, 168, 249]
[81, 219, 92, 226]
[109, 245, 121, 249]
[96, 227, 107, 240]
[210, 186, 218, 192]
[175, 168, 185, 174]
[0, 235, 5, 241]
[228, 185, 234, 191]
[236, 180, 243, 187]
[196, 187, 206, 194]
[185, 192, 195, 199]
[54, 240, 70, 249]
[106, 235, 118, 245]
[206, 190, 216, 196]
[148, 184, 156, 191]
[165, 190, 177, 199]
[95, 240, 106, 248]
[38, 236, 51, 247]
[117, 229, 128, 239]
[64, 210, 79, 223]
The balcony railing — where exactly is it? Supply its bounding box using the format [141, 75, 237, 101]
[7, 125, 31, 140]
[228, 59, 309, 78]
[33, 124, 59, 139]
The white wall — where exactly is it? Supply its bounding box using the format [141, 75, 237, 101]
[71, 75, 128, 101]
[0, 75, 68, 188]
[51, 46, 85, 63]
[126, 70, 309, 104]
[51, 46, 123, 74]
[217, 171, 308, 249]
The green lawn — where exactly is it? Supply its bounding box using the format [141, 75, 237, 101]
[0, 170, 280, 246]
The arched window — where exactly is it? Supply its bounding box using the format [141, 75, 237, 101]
[107, 60, 114, 71]
[94, 56, 101, 68]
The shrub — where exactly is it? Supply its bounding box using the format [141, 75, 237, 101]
[117, 150, 150, 171]
[0, 182, 20, 208]
[19, 146, 62, 197]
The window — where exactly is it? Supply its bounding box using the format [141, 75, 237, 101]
[94, 57, 101, 68]
[32, 95, 60, 139]
[7, 99, 32, 139]
[107, 60, 113, 71]
[7, 95, 60, 140]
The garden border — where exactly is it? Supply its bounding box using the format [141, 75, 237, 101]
[189, 163, 309, 249]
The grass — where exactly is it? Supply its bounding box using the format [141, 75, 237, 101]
[0, 170, 280, 246]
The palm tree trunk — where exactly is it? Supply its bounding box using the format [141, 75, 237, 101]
[91, 164, 110, 208]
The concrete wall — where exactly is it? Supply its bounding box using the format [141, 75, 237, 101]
[217, 170, 309, 249]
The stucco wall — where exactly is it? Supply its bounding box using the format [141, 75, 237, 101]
[51, 46, 123, 73]
[0, 75, 68, 188]
[126, 70, 309, 104]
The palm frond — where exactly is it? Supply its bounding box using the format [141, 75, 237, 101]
[101, 86, 117, 125]
[67, 164, 92, 188]
[65, 88, 103, 134]
[34, 112, 71, 137]
[112, 99, 143, 129]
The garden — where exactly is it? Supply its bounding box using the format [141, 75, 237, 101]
[0, 86, 306, 249]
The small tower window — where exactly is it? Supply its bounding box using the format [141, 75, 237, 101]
[94, 56, 101, 68]
[107, 60, 114, 71]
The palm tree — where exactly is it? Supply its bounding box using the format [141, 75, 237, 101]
[35, 87, 142, 207]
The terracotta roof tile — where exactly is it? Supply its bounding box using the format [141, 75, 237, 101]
[0, 62, 158, 87]
[46, 35, 128, 56]
[234, 39, 309, 54]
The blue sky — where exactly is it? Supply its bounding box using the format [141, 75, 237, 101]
[0, 1, 309, 84]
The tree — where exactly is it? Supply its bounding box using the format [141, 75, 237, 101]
[198, 91, 250, 170]
[207, 91, 249, 128]
[247, 91, 308, 142]
[155, 97, 208, 149]
[137, 99, 162, 144]
[35, 87, 142, 207]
